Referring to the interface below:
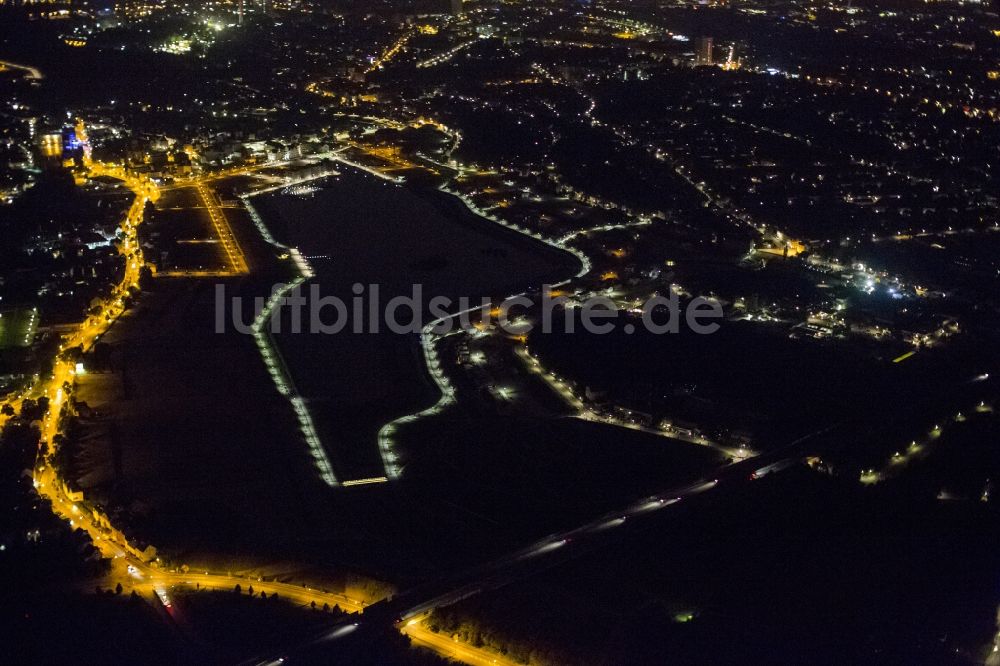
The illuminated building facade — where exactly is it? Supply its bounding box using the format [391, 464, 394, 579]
[696, 36, 713, 66]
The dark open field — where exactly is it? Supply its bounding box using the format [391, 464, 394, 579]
[432, 466, 1000, 665]
[529, 312, 995, 449]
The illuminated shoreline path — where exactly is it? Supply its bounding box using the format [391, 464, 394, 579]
[237, 155, 407, 489]
[376, 184, 591, 481]
[154, 168, 337, 486]
[241, 184, 339, 487]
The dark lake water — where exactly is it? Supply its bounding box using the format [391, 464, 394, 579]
[253, 166, 579, 481]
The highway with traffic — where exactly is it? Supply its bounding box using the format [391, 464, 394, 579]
[247, 423, 840, 664]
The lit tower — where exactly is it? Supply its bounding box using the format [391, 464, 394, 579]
[451, 0, 463, 17]
[696, 37, 713, 66]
